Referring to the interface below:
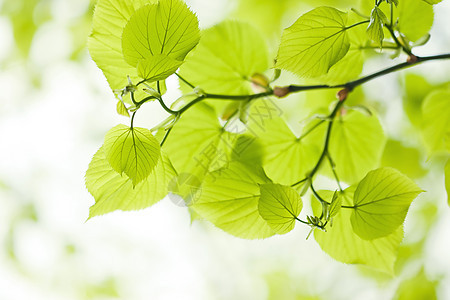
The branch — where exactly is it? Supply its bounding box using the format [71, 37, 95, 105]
[283, 53, 450, 95]
[133, 52, 449, 167]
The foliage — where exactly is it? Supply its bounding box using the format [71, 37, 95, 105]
[86, 0, 450, 273]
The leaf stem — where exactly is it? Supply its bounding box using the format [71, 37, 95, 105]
[157, 97, 178, 115]
[298, 119, 325, 141]
[295, 217, 310, 225]
[345, 20, 370, 31]
[326, 153, 344, 192]
[308, 99, 344, 179]
[386, 24, 412, 56]
[291, 177, 307, 187]
[175, 73, 195, 89]
[160, 126, 174, 147]
[390, 2, 394, 27]
[310, 182, 329, 205]
[130, 111, 137, 130]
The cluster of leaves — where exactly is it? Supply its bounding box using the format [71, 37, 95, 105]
[86, 0, 449, 273]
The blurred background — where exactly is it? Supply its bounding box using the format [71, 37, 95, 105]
[0, 0, 449, 299]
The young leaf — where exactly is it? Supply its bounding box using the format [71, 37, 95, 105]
[313, 189, 403, 274]
[137, 54, 183, 82]
[327, 110, 386, 184]
[88, 0, 156, 92]
[116, 100, 130, 117]
[421, 89, 450, 155]
[387, 0, 399, 6]
[178, 21, 269, 96]
[275, 6, 351, 78]
[366, 7, 387, 47]
[351, 167, 423, 240]
[191, 162, 275, 239]
[121, 0, 200, 67]
[398, 0, 434, 42]
[258, 184, 303, 234]
[85, 146, 176, 218]
[329, 191, 342, 218]
[104, 124, 160, 186]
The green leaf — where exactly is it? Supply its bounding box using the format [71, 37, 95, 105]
[327, 110, 386, 184]
[351, 167, 423, 240]
[178, 21, 269, 96]
[191, 162, 275, 239]
[246, 100, 320, 185]
[398, 0, 434, 42]
[104, 124, 160, 186]
[313, 188, 403, 274]
[137, 54, 183, 82]
[85, 146, 176, 218]
[317, 48, 364, 85]
[316, 13, 367, 85]
[275, 6, 351, 78]
[162, 103, 231, 175]
[366, 7, 387, 47]
[258, 184, 303, 234]
[445, 160, 450, 205]
[402, 73, 434, 127]
[394, 268, 438, 300]
[421, 89, 450, 155]
[122, 0, 200, 68]
[116, 100, 130, 117]
[381, 139, 427, 179]
[162, 104, 239, 202]
[88, 0, 155, 92]
[329, 191, 342, 218]
[232, 0, 290, 39]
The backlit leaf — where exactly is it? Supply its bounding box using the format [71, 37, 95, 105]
[247, 100, 320, 185]
[275, 6, 351, 78]
[394, 268, 438, 300]
[178, 21, 270, 96]
[192, 162, 275, 239]
[85, 146, 176, 218]
[351, 167, 423, 240]
[366, 7, 387, 46]
[88, 0, 155, 92]
[398, 0, 434, 42]
[317, 13, 367, 85]
[381, 139, 427, 179]
[258, 184, 303, 234]
[327, 110, 386, 184]
[137, 54, 183, 82]
[329, 191, 342, 218]
[313, 188, 403, 274]
[116, 100, 130, 117]
[122, 0, 200, 67]
[104, 124, 160, 186]
[162, 103, 232, 176]
[421, 89, 450, 155]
